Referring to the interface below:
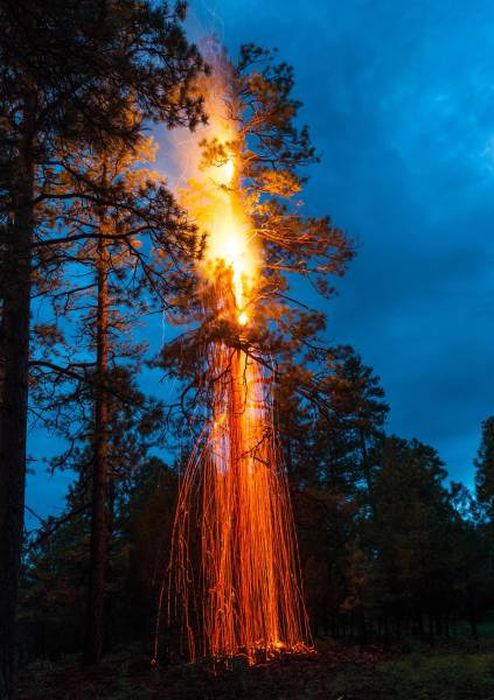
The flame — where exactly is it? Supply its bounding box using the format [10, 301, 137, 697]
[215, 156, 235, 186]
[237, 310, 249, 327]
[177, 76, 258, 326]
[167, 57, 311, 665]
[202, 147, 257, 324]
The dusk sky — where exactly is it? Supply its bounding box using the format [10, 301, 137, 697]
[27, 0, 494, 527]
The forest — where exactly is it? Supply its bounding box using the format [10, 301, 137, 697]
[1, 1, 494, 699]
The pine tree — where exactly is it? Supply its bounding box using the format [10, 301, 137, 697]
[369, 437, 451, 638]
[0, 2, 205, 692]
[298, 346, 389, 495]
[21, 378, 169, 659]
[211, 44, 353, 358]
[30, 129, 200, 664]
[275, 347, 388, 637]
[328, 347, 388, 494]
[475, 416, 494, 523]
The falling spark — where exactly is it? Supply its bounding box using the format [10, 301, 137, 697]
[167, 48, 311, 665]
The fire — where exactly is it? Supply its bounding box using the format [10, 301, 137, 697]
[167, 52, 311, 665]
[237, 310, 249, 327]
[216, 156, 235, 186]
[177, 73, 258, 326]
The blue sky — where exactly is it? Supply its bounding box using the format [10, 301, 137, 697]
[26, 0, 494, 526]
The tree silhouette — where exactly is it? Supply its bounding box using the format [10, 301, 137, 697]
[0, 2, 205, 692]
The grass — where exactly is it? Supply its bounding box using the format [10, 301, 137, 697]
[17, 642, 494, 699]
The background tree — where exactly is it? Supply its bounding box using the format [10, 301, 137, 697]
[30, 128, 201, 664]
[20, 383, 170, 661]
[368, 437, 452, 640]
[278, 348, 388, 638]
[475, 416, 494, 523]
[472, 417, 494, 634]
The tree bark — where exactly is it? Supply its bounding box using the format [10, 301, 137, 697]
[359, 430, 373, 497]
[466, 582, 479, 647]
[84, 224, 110, 665]
[0, 98, 35, 699]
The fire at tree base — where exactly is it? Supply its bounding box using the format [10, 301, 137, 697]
[168, 340, 312, 665]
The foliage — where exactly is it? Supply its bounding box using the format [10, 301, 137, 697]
[475, 417, 494, 522]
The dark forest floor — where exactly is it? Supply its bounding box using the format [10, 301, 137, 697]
[17, 641, 494, 700]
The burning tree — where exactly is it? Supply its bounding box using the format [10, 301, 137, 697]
[160, 43, 354, 665]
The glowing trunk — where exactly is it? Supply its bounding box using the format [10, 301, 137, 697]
[204, 346, 303, 658]
[170, 339, 310, 663]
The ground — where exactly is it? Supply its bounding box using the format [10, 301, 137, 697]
[17, 640, 494, 699]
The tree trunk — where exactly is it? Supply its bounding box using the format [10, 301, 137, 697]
[0, 225, 6, 406]
[466, 583, 479, 647]
[84, 227, 110, 665]
[359, 430, 374, 500]
[0, 99, 35, 699]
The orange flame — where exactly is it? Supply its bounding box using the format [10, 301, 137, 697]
[168, 55, 311, 664]
[176, 66, 258, 326]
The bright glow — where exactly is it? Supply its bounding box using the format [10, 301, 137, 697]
[215, 157, 235, 186]
[177, 93, 258, 320]
[204, 149, 257, 317]
[238, 311, 249, 326]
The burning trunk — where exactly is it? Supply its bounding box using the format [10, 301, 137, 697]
[169, 341, 311, 664]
